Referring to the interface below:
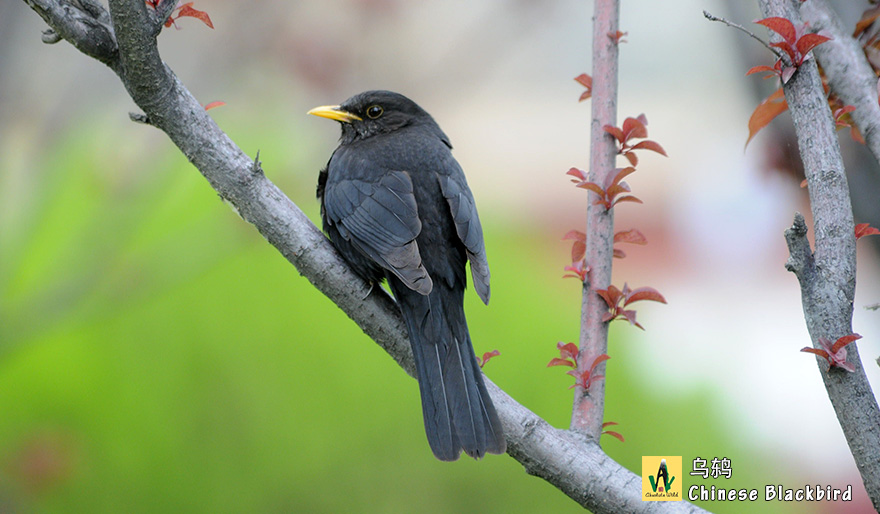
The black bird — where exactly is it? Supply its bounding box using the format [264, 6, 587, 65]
[309, 90, 505, 461]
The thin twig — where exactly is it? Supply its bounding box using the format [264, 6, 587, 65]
[703, 10, 784, 60]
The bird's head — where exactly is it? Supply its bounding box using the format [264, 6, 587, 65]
[308, 90, 448, 145]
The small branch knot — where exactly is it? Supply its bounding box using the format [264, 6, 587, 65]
[785, 212, 813, 275]
[251, 150, 264, 177]
[41, 29, 62, 44]
[129, 112, 151, 125]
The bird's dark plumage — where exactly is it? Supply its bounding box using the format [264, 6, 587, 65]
[311, 90, 504, 460]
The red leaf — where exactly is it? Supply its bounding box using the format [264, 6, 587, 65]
[796, 33, 831, 57]
[851, 126, 866, 145]
[562, 230, 586, 242]
[746, 64, 779, 77]
[601, 421, 619, 429]
[176, 2, 214, 28]
[630, 140, 668, 157]
[771, 41, 798, 65]
[831, 333, 862, 354]
[576, 182, 606, 196]
[623, 152, 639, 167]
[856, 223, 880, 239]
[557, 342, 579, 361]
[605, 183, 632, 199]
[620, 309, 643, 329]
[755, 17, 797, 47]
[613, 248, 626, 259]
[595, 289, 617, 309]
[574, 73, 592, 88]
[589, 354, 611, 373]
[747, 88, 788, 148]
[567, 167, 588, 182]
[607, 30, 628, 43]
[621, 116, 648, 140]
[575, 73, 592, 101]
[602, 430, 625, 442]
[800, 347, 829, 359]
[479, 349, 500, 368]
[563, 261, 590, 281]
[610, 166, 637, 188]
[614, 228, 647, 245]
[564, 230, 587, 262]
[547, 357, 575, 368]
[203, 100, 225, 111]
[610, 195, 643, 207]
[855, 7, 880, 37]
[603, 125, 625, 144]
[833, 105, 856, 125]
[624, 287, 667, 306]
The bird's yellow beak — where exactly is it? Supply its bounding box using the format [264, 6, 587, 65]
[307, 105, 362, 123]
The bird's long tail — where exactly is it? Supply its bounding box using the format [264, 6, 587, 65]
[390, 279, 505, 461]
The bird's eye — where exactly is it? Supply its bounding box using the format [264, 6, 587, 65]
[366, 105, 383, 119]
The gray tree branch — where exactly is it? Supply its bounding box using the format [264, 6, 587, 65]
[758, 0, 880, 509]
[22, 0, 709, 511]
[799, 0, 880, 172]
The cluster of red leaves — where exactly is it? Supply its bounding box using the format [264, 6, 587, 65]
[602, 421, 625, 443]
[146, 1, 214, 29]
[574, 74, 593, 102]
[567, 166, 642, 210]
[801, 334, 862, 372]
[830, 102, 863, 143]
[754, 17, 831, 80]
[603, 115, 667, 167]
[563, 228, 647, 270]
[547, 342, 610, 391]
[856, 223, 880, 239]
[746, 18, 841, 148]
[595, 283, 666, 330]
[477, 349, 500, 369]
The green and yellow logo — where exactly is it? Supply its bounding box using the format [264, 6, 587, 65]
[642, 456, 682, 501]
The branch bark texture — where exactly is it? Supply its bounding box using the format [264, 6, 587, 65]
[758, 0, 880, 509]
[799, 0, 880, 171]
[22, 0, 711, 511]
[571, 0, 619, 439]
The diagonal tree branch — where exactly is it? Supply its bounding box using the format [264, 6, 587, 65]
[798, 0, 880, 173]
[758, 0, 880, 509]
[24, 0, 118, 66]
[23, 0, 709, 511]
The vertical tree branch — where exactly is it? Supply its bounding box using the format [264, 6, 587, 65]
[571, 0, 619, 438]
[758, 0, 880, 509]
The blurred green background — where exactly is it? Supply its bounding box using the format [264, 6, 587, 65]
[3, 0, 878, 512]
[0, 100, 801, 514]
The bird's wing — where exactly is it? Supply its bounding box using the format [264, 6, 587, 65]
[438, 161, 490, 304]
[324, 169, 433, 295]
